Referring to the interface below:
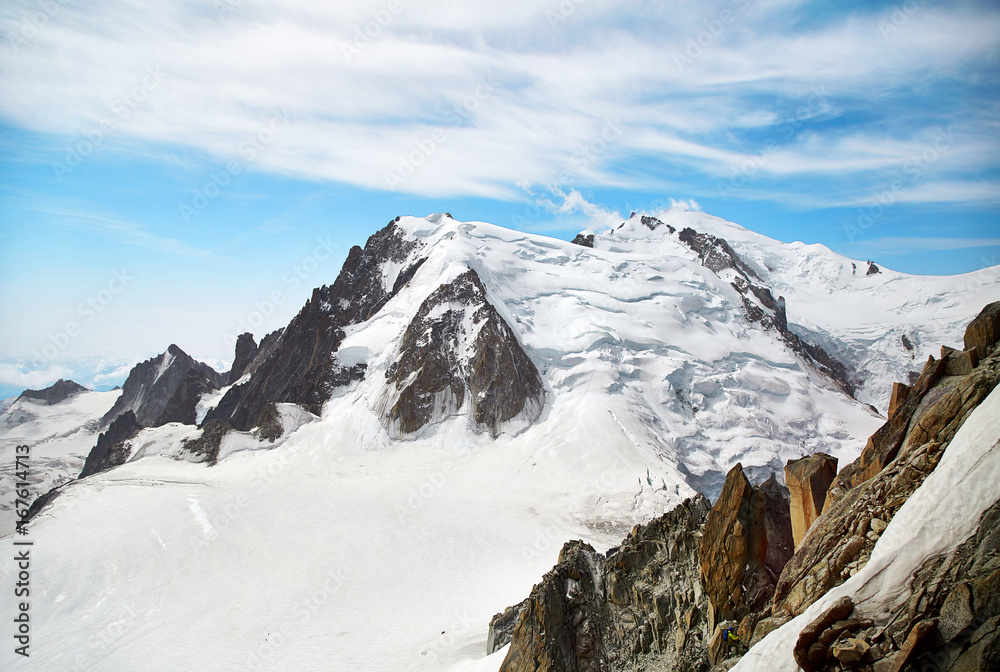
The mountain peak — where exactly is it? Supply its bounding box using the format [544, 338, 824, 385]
[19, 379, 89, 405]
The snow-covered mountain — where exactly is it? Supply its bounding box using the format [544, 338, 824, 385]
[1, 210, 996, 671]
[0, 384, 118, 535]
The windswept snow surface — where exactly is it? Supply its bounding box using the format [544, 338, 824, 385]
[733, 384, 1000, 671]
[0, 213, 996, 671]
[0, 389, 119, 535]
[648, 208, 999, 411]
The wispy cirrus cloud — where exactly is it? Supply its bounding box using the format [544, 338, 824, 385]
[842, 236, 1000, 256]
[39, 209, 213, 257]
[0, 0, 997, 207]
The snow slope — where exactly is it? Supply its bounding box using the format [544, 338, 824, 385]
[647, 207, 998, 410]
[0, 212, 996, 671]
[732, 383, 1000, 671]
[0, 390, 119, 536]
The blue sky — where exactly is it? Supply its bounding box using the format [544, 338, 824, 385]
[1, 0, 998, 398]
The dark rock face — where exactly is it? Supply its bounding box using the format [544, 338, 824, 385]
[207, 222, 423, 431]
[180, 418, 232, 465]
[499, 541, 609, 672]
[19, 379, 88, 405]
[488, 601, 527, 655]
[866, 261, 881, 275]
[601, 495, 712, 670]
[101, 344, 226, 429]
[382, 268, 543, 438]
[571, 233, 595, 248]
[678, 227, 759, 280]
[498, 496, 713, 672]
[641, 215, 675, 233]
[676, 225, 858, 397]
[80, 411, 142, 478]
[698, 465, 793, 640]
[228, 332, 258, 383]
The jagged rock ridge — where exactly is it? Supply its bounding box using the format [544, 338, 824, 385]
[100, 343, 226, 428]
[496, 495, 716, 672]
[736, 301, 1000, 671]
[206, 221, 426, 431]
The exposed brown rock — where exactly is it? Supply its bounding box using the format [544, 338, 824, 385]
[888, 382, 910, 420]
[793, 596, 854, 672]
[775, 303, 1000, 621]
[698, 465, 793, 632]
[832, 636, 869, 663]
[964, 300, 1000, 357]
[785, 453, 838, 548]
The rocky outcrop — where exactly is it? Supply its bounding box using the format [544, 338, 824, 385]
[499, 541, 609, 672]
[497, 496, 712, 672]
[228, 332, 258, 383]
[206, 222, 424, 431]
[381, 268, 543, 438]
[101, 344, 226, 429]
[571, 233, 595, 248]
[641, 216, 675, 233]
[179, 417, 232, 465]
[887, 381, 910, 419]
[785, 453, 838, 548]
[866, 261, 881, 276]
[602, 495, 712, 670]
[488, 601, 527, 655]
[19, 379, 88, 405]
[964, 300, 1000, 357]
[770, 303, 1000, 622]
[80, 411, 142, 478]
[699, 466, 793, 640]
[783, 497, 1000, 672]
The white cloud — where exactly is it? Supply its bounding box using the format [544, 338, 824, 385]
[0, 362, 74, 391]
[0, 0, 996, 201]
[534, 186, 623, 232]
